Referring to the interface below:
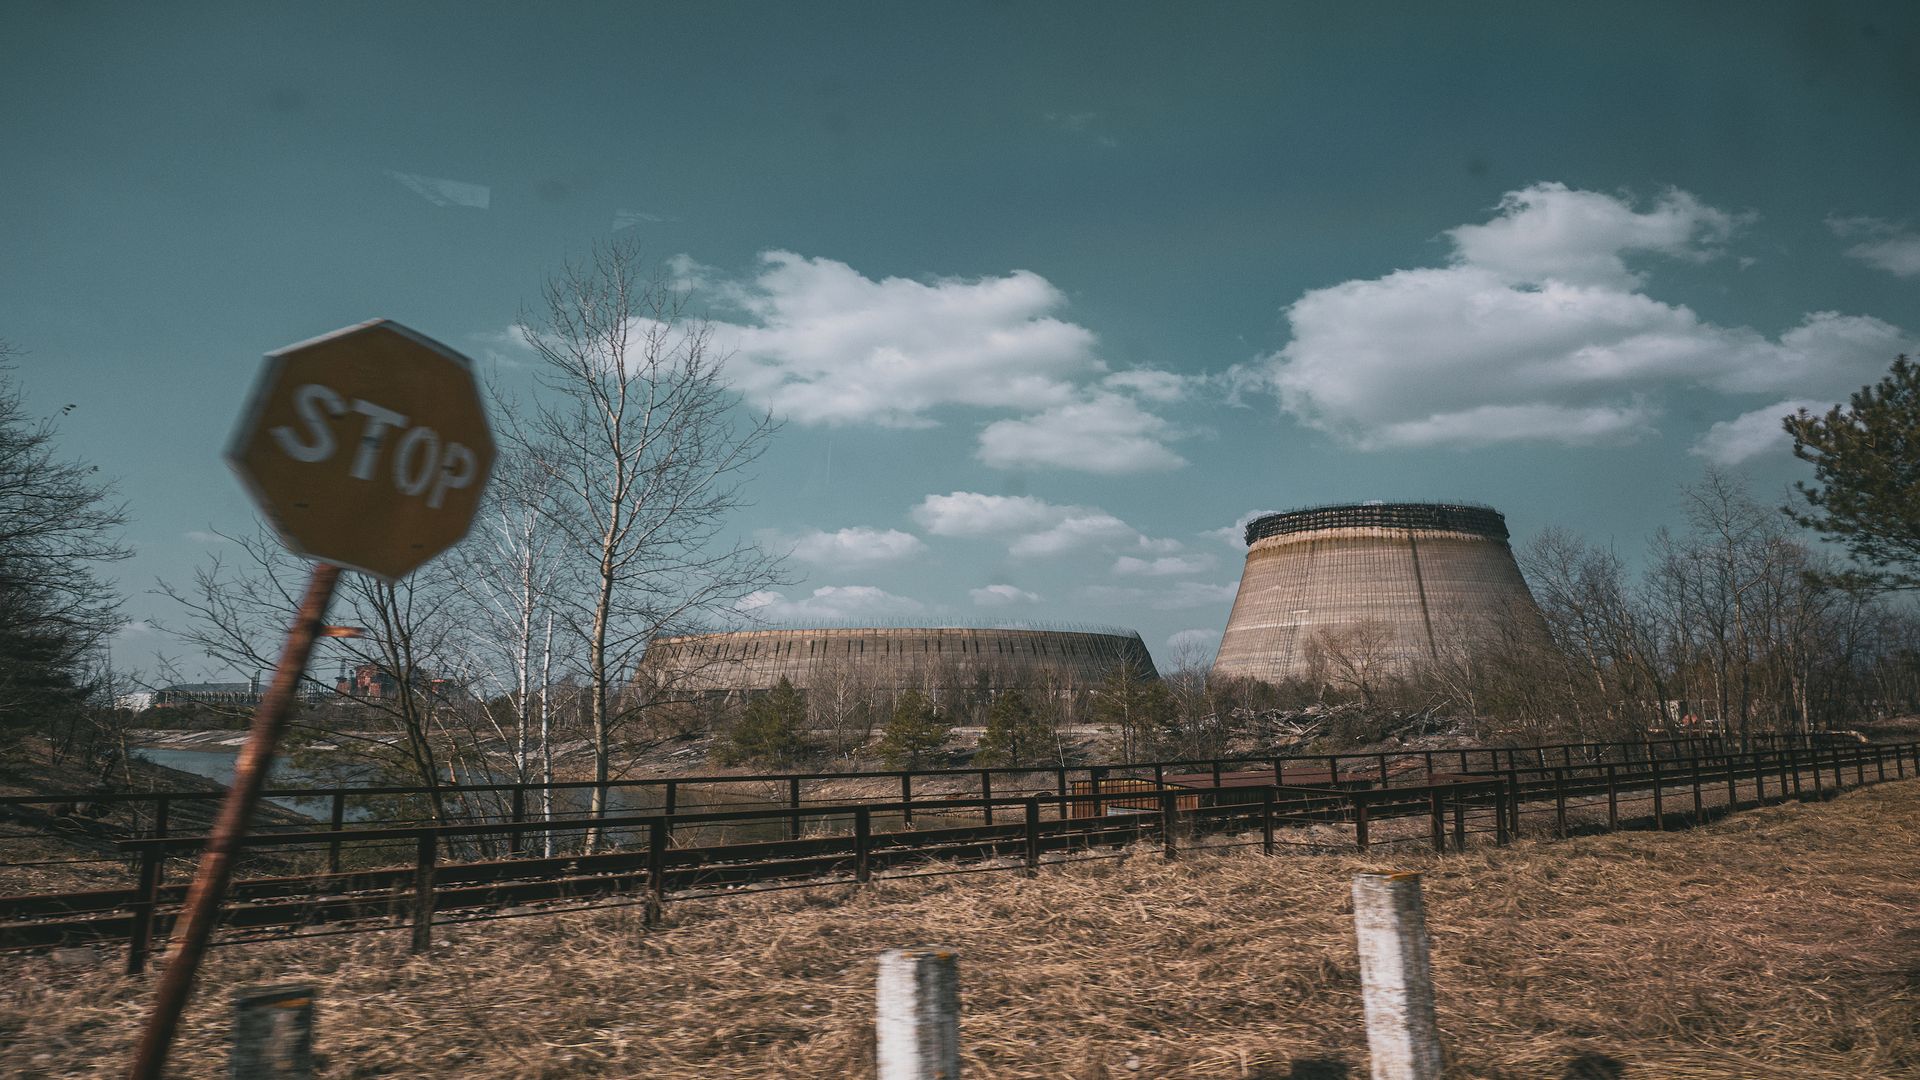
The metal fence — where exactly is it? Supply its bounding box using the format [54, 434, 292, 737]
[1, 736, 1910, 975]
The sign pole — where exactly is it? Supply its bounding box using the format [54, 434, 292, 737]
[129, 562, 342, 1080]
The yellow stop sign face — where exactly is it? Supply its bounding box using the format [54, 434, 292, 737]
[226, 319, 496, 581]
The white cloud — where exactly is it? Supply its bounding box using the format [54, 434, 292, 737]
[696, 252, 1187, 472]
[976, 392, 1187, 473]
[708, 252, 1099, 427]
[777, 527, 926, 566]
[909, 491, 1180, 559]
[1829, 216, 1920, 278]
[1102, 369, 1190, 402]
[911, 492, 1068, 537]
[1446, 183, 1740, 289]
[1009, 511, 1139, 557]
[386, 170, 489, 209]
[735, 586, 924, 623]
[1081, 581, 1239, 611]
[1690, 398, 1828, 465]
[1112, 554, 1217, 577]
[1165, 628, 1222, 663]
[1208, 509, 1282, 548]
[970, 584, 1042, 607]
[1267, 182, 1909, 450]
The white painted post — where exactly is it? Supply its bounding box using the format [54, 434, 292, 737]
[1352, 873, 1443, 1080]
[230, 984, 315, 1079]
[876, 947, 960, 1080]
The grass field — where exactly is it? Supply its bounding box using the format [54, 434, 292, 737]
[2, 780, 1915, 1078]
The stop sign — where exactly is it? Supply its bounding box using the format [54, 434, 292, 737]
[226, 319, 496, 581]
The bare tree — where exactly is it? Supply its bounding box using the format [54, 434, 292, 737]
[507, 240, 784, 842]
[0, 348, 130, 745]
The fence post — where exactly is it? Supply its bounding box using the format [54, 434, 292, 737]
[1451, 789, 1465, 851]
[151, 795, 170, 844]
[638, 816, 668, 929]
[1690, 754, 1704, 825]
[1429, 789, 1445, 854]
[410, 833, 435, 955]
[1605, 765, 1618, 832]
[1724, 753, 1738, 811]
[1055, 768, 1069, 820]
[875, 948, 960, 1080]
[326, 792, 345, 876]
[1377, 753, 1389, 786]
[1811, 745, 1825, 796]
[1552, 768, 1567, 838]
[1024, 797, 1040, 876]
[855, 806, 872, 885]
[1212, 759, 1223, 788]
[1090, 773, 1104, 819]
[1352, 873, 1444, 1080]
[1354, 793, 1370, 853]
[1651, 758, 1664, 829]
[1494, 786, 1509, 846]
[1876, 746, 1886, 783]
[1791, 746, 1805, 798]
[1855, 746, 1867, 786]
[230, 984, 316, 1080]
[663, 779, 678, 817]
[126, 843, 164, 976]
[1261, 787, 1276, 856]
[901, 774, 914, 829]
[509, 788, 527, 859]
[979, 771, 993, 826]
[1161, 789, 1178, 860]
[788, 777, 803, 841]
[1505, 768, 1521, 837]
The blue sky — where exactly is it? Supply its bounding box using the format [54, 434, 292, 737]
[4, 2, 1918, 677]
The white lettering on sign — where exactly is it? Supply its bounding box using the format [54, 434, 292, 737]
[267, 383, 480, 508]
[270, 384, 346, 462]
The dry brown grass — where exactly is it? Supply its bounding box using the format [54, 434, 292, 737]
[3, 781, 1917, 1079]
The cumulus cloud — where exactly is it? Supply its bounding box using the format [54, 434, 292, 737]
[1206, 509, 1283, 548]
[694, 252, 1188, 472]
[707, 252, 1099, 427]
[976, 392, 1187, 473]
[910, 491, 1180, 559]
[911, 492, 1068, 537]
[970, 584, 1042, 607]
[735, 585, 924, 623]
[1112, 554, 1216, 577]
[1690, 398, 1828, 465]
[777, 527, 927, 566]
[1266, 182, 1909, 451]
[1165, 628, 1222, 663]
[1829, 216, 1920, 278]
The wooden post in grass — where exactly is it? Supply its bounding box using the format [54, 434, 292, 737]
[410, 834, 437, 954]
[230, 984, 316, 1079]
[876, 948, 960, 1080]
[1352, 873, 1443, 1080]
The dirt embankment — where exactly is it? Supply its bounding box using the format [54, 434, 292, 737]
[4, 779, 1916, 1078]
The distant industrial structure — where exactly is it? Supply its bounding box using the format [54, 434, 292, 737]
[639, 625, 1157, 698]
[1212, 502, 1545, 686]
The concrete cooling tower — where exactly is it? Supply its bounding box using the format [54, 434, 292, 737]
[641, 625, 1158, 696]
[1212, 502, 1543, 685]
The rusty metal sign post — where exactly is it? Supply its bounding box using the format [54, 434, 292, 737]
[129, 320, 493, 1080]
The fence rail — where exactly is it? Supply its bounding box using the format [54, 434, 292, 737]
[1, 737, 1911, 974]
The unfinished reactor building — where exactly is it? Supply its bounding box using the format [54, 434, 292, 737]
[639, 625, 1158, 698]
[1212, 502, 1544, 685]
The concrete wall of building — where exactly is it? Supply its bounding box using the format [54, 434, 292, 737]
[1212, 506, 1544, 685]
[640, 626, 1158, 695]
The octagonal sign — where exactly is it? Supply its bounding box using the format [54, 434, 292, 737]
[226, 319, 496, 581]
